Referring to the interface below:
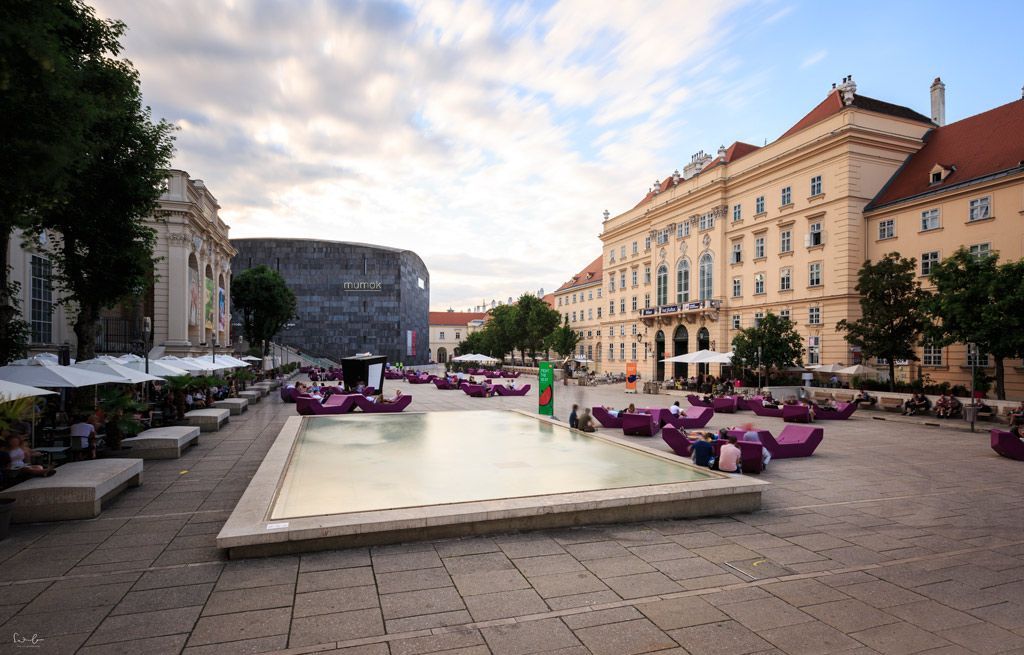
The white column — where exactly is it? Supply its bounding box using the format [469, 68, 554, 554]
[165, 236, 191, 347]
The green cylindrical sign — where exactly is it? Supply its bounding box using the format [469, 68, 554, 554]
[538, 362, 554, 416]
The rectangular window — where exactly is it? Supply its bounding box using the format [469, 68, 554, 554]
[754, 236, 765, 259]
[455, 331, 460, 340]
[439, 331, 445, 340]
[878, 219, 895, 240]
[754, 274, 765, 295]
[631, 342, 637, 360]
[609, 300, 615, 316]
[632, 241, 638, 255]
[588, 308, 593, 320]
[809, 306, 821, 325]
[810, 175, 822, 196]
[644, 266, 651, 284]
[609, 252, 615, 263]
[808, 222, 823, 246]
[644, 293, 651, 308]
[571, 311, 576, 322]
[780, 268, 792, 291]
[780, 230, 792, 253]
[968, 197, 991, 221]
[597, 288, 602, 298]
[631, 324, 637, 336]
[631, 296, 638, 311]
[609, 274, 615, 292]
[30, 255, 53, 344]
[733, 204, 742, 222]
[588, 291, 592, 300]
[731, 243, 742, 264]
[597, 307, 602, 318]
[644, 236, 652, 250]
[699, 213, 715, 231]
[781, 186, 792, 206]
[780, 309, 790, 321]
[923, 344, 942, 366]
[969, 243, 991, 258]
[755, 195, 765, 214]
[732, 314, 741, 329]
[732, 278, 742, 297]
[676, 223, 685, 239]
[921, 209, 940, 231]
[754, 312, 764, 327]
[620, 343, 625, 360]
[809, 262, 822, 287]
[619, 299, 626, 313]
[557, 297, 561, 307]
[620, 272, 626, 289]
[921, 251, 939, 276]
[631, 270, 638, 286]
[609, 343, 615, 361]
[620, 324, 625, 336]
[807, 336, 820, 365]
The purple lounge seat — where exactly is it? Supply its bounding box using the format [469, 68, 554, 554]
[433, 378, 458, 390]
[460, 383, 491, 398]
[662, 427, 764, 473]
[592, 406, 623, 429]
[782, 404, 812, 423]
[352, 394, 413, 413]
[493, 384, 531, 396]
[713, 397, 738, 414]
[407, 375, 432, 384]
[736, 396, 763, 411]
[686, 394, 713, 408]
[621, 412, 660, 437]
[991, 429, 1024, 461]
[750, 402, 784, 418]
[814, 402, 858, 420]
[729, 425, 823, 458]
[664, 406, 714, 429]
[662, 426, 693, 456]
[295, 394, 357, 416]
[280, 386, 297, 402]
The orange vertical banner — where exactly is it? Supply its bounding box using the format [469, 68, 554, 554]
[625, 362, 638, 393]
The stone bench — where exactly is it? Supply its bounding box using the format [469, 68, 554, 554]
[880, 397, 904, 412]
[213, 398, 248, 415]
[185, 408, 230, 432]
[121, 426, 200, 459]
[260, 379, 281, 390]
[238, 390, 261, 404]
[248, 385, 269, 398]
[0, 459, 143, 522]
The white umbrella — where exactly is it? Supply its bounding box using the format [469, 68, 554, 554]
[117, 354, 193, 378]
[452, 353, 497, 363]
[74, 358, 164, 384]
[0, 380, 58, 401]
[0, 359, 126, 388]
[810, 363, 847, 374]
[158, 356, 212, 374]
[214, 355, 251, 368]
[703, 351, 734, 364]
[192, 355, 243, 370]
[9, 353, 76, 366]
[240, 356, 262, 362]
[671, 349, 719, 364]
[573, 356, 594, 363]
[837, 364, 879, 376]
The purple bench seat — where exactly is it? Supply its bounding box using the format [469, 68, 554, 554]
[295, 394, 357, 416]
[782, 404, 812, 423]
[813, 402, 857, 420]
[621, 412, 660, 437]
[750, 403, 784, 418]
[686, 394, 712, 408]
[661, 427, 764, 473]
[991, 429, 1024, 461]
[663, 406, 714, 429]
[407, 375, 433, 384]
[728, 425, 823, 458]
[713, 397, 738, 413]
[433, 378, 458, 390]
[493, 384, 531, 396]
[736, 396, 763, 411]
[461, 383, 491, 398]
[280, 386, 297, 403]
[352, 394, 412, 413]
[592, 407, 622, 429]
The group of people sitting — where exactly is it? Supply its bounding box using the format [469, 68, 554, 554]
[903, 392, 995, 420]
[288, 380, 404, 405]
[465, 376, 521, 397]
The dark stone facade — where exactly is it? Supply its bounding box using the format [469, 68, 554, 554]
[231, 238, 429, 365]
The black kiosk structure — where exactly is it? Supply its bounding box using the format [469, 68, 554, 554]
[341, 354, 387, 393]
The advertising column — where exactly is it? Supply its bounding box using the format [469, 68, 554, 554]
[538, 362, 554, 416]
[625, 361, 638, 394]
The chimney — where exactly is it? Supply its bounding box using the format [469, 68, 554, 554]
[930, 77, 946, 126]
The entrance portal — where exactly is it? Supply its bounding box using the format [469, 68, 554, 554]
[697, 327, 710, 377]
[655, 331, 665, 381]
[673, 325, 688, 379]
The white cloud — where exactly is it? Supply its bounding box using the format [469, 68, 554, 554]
[801, 49, 827, 69]
[93, 0, 750, 311]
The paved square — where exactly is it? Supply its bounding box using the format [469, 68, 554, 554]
[1, 377, 1022, 654]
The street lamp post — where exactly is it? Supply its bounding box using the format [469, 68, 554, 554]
[212, 336, 217, 363]
[968, 342, 977, 433]
[143, 317, 151, 375]
[756, 346, 762, 391]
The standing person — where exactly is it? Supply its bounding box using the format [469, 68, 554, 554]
[718, 436, 742, 474]
[569, 404, 579, 429]
[691, 433, 715, 468]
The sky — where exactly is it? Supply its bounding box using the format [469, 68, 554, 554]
[92, 0, 1024, 311]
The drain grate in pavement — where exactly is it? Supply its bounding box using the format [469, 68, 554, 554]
[723, 558, 794, 580]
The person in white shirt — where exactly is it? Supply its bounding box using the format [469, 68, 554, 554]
[69, 416, 97, 460]
[669, 401, 682, 417]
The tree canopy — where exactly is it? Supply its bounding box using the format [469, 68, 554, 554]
[731, 312, 803, 385]
[232, 266, 297, 355]
[921, 248, 1024, 399]
[837, 253, 929, 390]
[545, 316, 581, 359]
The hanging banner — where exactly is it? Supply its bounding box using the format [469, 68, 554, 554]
[625, 361, 638, 393]
[538, 362, 554, 416]
[406, 330, 417, 357]
[205, 278, 215, 330]
[218, 287, 226, 332]
[188, 268, 200, 327]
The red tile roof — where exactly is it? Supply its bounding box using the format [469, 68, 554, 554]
[780, 90, 932, 140]
[633, 142, 760, 208]
[867, 98, 1024, 210]
[429, 311, 488, 326]
[555, 255, 604, 292]
[542, 293, 555, 308]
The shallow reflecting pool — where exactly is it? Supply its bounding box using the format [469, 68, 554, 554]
[271, 410, 713, 519]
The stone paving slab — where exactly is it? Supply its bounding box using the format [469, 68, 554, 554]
[0, 378, 1021, 654]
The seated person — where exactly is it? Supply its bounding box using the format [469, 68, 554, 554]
[800, 399, 816, 421]
[934, 393, 951, 417]
[739, 424, 772, 469]
[913, 394, 931, 415]
[817, 397, 837, 411]
[853, 388, 877, 407]
[69, 414, 98, 460]
[717, 436, 742, 474]
[1011, 424, 1024, 441]
[783, 396, 798, 406]
[701, 394, 713, 404]
[605, 405, 620, 418]
[691, 433, 715, 468]
[668, 401, 682, 417]
[974, 399, 994, 419]
[622, 403, 637, 414]
[945, 395, 963, 418]
[577, 408, 596, 433]
[5, 436, 54, 477]
[354, 381, 366, 393]
[1009, 401, 1024, 425]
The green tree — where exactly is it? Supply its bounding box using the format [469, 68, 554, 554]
[731, 312, 803, 386]
[456, 331, 493, 359]
[0, 0, 124, 362]
[40, 51, 175, 360]
[921, 249, 1024, 399]
[545, 316, 580, 359]
[516, 294, 561, 364]
[485, 304, 518, 361]
[232, 266, 297, 355]
[837, 253, 930, 391]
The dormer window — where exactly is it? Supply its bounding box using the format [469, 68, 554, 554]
[929, 164, 953, 185]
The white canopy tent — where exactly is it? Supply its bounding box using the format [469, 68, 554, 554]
[117, 354, 192, 378]
[836, 364, 880, 377]
[0, 380, 58, 401]
[0, 359, 126, 388]
[809, 363, 848, 374]
[73, 358, 164, 384]
[452, 353, 498, 363]
[193, 354, 246, 369]
[157, 356, 211, 374]
[662, 349, 733, 364]
[240, 356, 262, 363]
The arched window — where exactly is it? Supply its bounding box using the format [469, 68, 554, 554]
[699, 253, 713, 300]
[656, 265, 668, 306]
[676, 259, 690, 304]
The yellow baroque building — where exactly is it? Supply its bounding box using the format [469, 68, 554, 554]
[598, 76, 1024, 394]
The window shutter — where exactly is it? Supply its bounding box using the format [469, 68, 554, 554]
[803, 234, 811, 247]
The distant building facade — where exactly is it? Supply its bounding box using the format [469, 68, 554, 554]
[231, 238, 429, 365]
[553, 256, 604, 369]
[428, 311, 487, 363]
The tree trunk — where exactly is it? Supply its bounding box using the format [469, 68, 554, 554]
[73, 303, 100, 361]
[994, 356, 1005, 400]
[888, 360, 896, 392]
